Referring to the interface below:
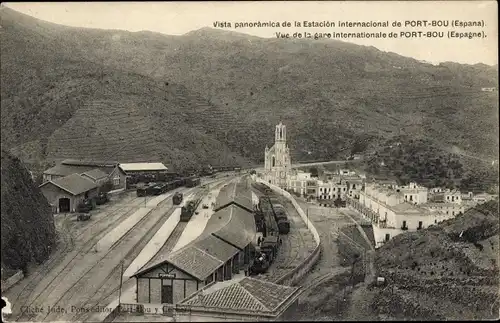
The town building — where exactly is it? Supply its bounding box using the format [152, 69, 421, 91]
[39, 174, 99, 213]
[353, 181, 478, 247]
[264, 122, 291, 189]
[42, 159, 126, 191]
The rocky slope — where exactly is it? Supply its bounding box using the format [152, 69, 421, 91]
[0, 150, 56, 275]
[372, 200, 499, 320]
[1, 7, 498, 171]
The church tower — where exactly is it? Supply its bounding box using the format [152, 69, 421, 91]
[264, 122, 291, 188]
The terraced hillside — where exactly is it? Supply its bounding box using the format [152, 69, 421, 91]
[372, 200, 499, 320]
[1, 7, 498, 170]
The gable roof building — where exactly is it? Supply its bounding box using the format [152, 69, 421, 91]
[40, 174, 99, 196]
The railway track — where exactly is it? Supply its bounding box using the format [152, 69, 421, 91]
[12, 196, 147, 321]
[16, 192, 178, 322]
[39, 191, 186, 322]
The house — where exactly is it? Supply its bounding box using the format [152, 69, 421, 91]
[39, 174, 99, 213]
[42, 159, 127, 191]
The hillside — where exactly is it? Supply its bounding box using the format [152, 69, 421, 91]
[0, 150, 57, 275]
[1, 7, 498, 171]
[372, 200, 499, 320]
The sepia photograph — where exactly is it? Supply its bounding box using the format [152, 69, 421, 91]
[0, 1, 498, 322]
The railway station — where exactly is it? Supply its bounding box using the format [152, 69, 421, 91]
[131, 180, 258, 306]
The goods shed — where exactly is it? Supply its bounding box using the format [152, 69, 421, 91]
[39, 174, 99, 213]
[176, 277, 302, 321]
[42, 159, 126, 191]
[118, 162, 168, 174]
[132, 205, 257, 305]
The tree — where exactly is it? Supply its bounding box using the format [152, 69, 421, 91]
[309, 167, 319, 177]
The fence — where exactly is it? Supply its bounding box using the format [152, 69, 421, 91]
[256, 178, 321, 287]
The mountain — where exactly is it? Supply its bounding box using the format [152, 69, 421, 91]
[1, 150, 57, 274]
[1, 7, 498, 173]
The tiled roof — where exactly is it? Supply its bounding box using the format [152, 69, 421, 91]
[193, 235, 240, 264]
[81, 168, 109, 181]
[41, 174, 99, 196]
[61, 159, 119, 167]
[211, 205, 256, 250]
[181, 277, 299, 313]
[214, 180, 254, 213]
[165, 245, 223, 281]
[44, 164, 96, 176]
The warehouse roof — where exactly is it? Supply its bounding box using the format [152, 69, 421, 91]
[214, 180, 254, 213]
[133, 204, 255, 280]
[81, 168, 109, 181]
[211, 205, 256, 250]
[179, 277, 301, 314]
[43, 164, 96, 177]
[62, 159, 119, 167]
[119, 162, 168, 172]
[40, 174, 99, 196]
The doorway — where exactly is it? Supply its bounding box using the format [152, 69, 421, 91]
[161, 285, 173, 304]
[59, 198, 70, 213]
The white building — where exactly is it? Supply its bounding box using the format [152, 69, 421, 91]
[354, 182, 466, 247]
[264, 122, 292, 188]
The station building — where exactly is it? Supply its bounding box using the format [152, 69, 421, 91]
[132, 179, 258, 306]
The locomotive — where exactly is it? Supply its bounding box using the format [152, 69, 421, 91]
[172, 192, 183, 205]
[180, 199, 202, 222]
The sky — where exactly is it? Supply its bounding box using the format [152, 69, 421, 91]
[3, 1, 498, 66]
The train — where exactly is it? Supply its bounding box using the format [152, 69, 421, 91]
[180, 198, 202, 222]
[135, 179, 186, 197]
[259, 196, 291, 235]
[172, 192, 183, 205]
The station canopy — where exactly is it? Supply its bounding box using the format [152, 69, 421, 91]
[119, 162, 168, 172]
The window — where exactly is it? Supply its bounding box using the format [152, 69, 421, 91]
[113, 176, 120, 186]
[418, 221, 423, 229]
[409, 195, 413, 201]
[205, 274, 214, 285]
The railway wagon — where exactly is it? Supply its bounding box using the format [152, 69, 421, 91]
[277, 218, 290, 234]
[172, 192, 183, 205]
[185, 177, 201, 188]
[136, 183, 156, 197]
[261, 235, 279, 262]
[150, 183, 168, 195]
[180, 199, 202, 222]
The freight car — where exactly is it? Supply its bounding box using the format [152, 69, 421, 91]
[185, 177, 201, 188]
[76, 198, 94, 213]
[180, 199, 202, 222]
[136, 183, 156, 197]
[277, 218, 290, 234]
